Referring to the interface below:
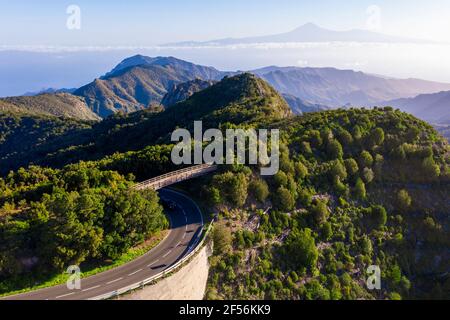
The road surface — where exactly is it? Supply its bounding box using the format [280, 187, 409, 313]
[2, 189, 204, 300]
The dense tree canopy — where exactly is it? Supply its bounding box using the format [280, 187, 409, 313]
[0, 165, 167, 292]
[206, 107, 449, 300]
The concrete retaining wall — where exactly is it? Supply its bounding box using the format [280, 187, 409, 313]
[118, 243, 212, 300]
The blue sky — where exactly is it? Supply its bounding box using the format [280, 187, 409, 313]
[1, 0, 450, 96]
[1, 0, 450, 46]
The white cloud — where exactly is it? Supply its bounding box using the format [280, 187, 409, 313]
[0, 41, 442, 53]
[344, 61, 368, 68]
[0, 45, 161, 53]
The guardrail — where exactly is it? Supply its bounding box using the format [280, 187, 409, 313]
[89, 222, 213, 300]
[133, 164, 218, 190]
[88, 165, 218, 300]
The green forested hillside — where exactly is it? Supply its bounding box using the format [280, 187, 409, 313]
[0, 112, 96, 174]
[0, 164, 167, 293]
[0, 73, 291, 174]
[0, 72, 448, 299]
[201, 107, 449, 300]
[0, 73, 291, 293]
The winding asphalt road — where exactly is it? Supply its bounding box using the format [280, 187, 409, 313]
[2, 189, 204, 300]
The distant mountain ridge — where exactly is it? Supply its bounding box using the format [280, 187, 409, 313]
[281, 93, 329, 115]
[383, 90, 450, 124]
[22, 87, 77, 96]
[78, 55, 450, 119]
[252, 66, 450, 108]
[4, 54, 450, 125]
[74, 55, 228, 117]
[103, 55, 224, 79]
[161, 78, 216, 108]
[164, 23, 430, 47]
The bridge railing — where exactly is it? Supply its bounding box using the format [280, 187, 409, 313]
[133, 164, 218, 190]
[89, 221, 213, 300]
[88, 165, 218, 300]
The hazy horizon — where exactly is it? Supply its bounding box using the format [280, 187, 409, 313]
[3, 41, 450, 97]
[2, 1, 450, 45]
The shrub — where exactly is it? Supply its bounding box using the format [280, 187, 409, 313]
[212, 171, 249, 207]
[311, 200, 330, 224]
[367, 127, 385, 148]
[354, 178, 366, 200]
[362, 167, 374, 184]
[371, 205, 387, 228]
[294, 161, 309, 181]
[321, 222, 333, 241]
[283, 228, 318, 272]
[327, 140, 344, 160]
[298, 188, 313, 207]
[330, 160, 347, 181]
[344, 158, 359, 177]
[213, 224, 232, 255]
[359, 151, 374, 168]
[249, 178, 269, 203]
[396, 189, 412, 212]
[272, 186, 295, 211]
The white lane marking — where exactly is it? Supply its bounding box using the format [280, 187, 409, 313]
[175, 241, 181, 247]
[128, 269, 143, 276]
[185, 216, 188, 223]
[162, 250, 172, 258]
[164, 189, 203, 228]
[55, 292, 75, 299]
[81, 285, 101, 292]
[147, 259, 160, 267]
[182, 233, 186, 239]
[106, 277, 123, 285]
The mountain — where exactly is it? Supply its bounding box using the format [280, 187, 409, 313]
[383, 90, 450, 125]
[88, 73, 290, 152]
[6, 54, 450, 128]
[161, 78, 216, 107]
[281, 93, 329, 114]
[164, 23, 428, 47]
[74, 56, 227, 117]
[435, 124, 450, 141]
[34, 55, 449, 121]
[0, 73, 291, 173]
[252, 66, 450, 108]
[0, 93, 101, 121]
[1, 65, 449, 300]
[104, 55, 224, 79]
[22, 87, 77, 96]
[103, 55, 165, 77]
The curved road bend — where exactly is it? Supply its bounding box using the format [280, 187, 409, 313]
[3, 189, 204, 300]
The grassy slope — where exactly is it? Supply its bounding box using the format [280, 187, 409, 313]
[0, 93, 100, 121]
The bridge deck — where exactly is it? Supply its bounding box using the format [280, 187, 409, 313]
[133, 164, 218, 191]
